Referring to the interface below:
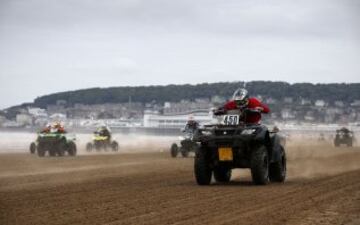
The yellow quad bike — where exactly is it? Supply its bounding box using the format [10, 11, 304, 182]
[86, 133, 119, 152]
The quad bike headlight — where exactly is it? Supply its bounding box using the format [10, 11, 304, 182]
[241, 129, 257, 135]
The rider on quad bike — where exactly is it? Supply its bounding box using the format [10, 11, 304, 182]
[30, 122, 76, 157]
[214, 88, 270, 123]
[52, 122, 66, 133]
[97, 126, 111, 142]
[86, 126, 119, 152]
[184, 117, 200, 132]
[194, 88, 286, 186]
[170, 117, 200, 158]
[41, 122, 66, 134]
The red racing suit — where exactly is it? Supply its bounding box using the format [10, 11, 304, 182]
[216, 97, 270, 124]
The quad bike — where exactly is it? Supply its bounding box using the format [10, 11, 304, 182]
[86, 133, 119, 152]
[193, 109, 286, 185]
[334, 128, 353, 147]
[30, 131, 77, 157]
[170, 131, 199, 158]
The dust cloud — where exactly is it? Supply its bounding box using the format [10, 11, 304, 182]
[1, 131, 360, 180]
[0, 131, 177, 154]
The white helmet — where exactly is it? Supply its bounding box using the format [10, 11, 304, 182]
[232, 88, 249, 106]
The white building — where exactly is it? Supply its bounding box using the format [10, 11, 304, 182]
[351, 100, 360, 107]
[334, 101, 344, 107]
[50, 113, 67, 121]
[315, 100, 327, 107]
[0, 115, 6, 126]
[28, 107, 48, 117]
[143, 110, 212, 128]
[281, 109, 296, 119]
[300, 98, 311, 105]
[16, 114, 32, 126]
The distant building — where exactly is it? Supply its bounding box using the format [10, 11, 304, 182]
[304, 111, 315, 121]
[300, 99, 311, 105]
[0, 115, 6, 126]
[265, 97, 277, 104]
[334, 101, 344, 107]
[315, 100, 326, 107]
[211, 95, 226, 104]
[283, 97, 293, 104]
[50, 113, 67, 121]
[28, 107, 48, 117]
[281, 109, 296, 119]
[144, 110, 212, 128]
[164, 102, 171, 108]
[16, 114, 32, 126]
[162, 101, 212, 115]
[351, 100, 360, 107]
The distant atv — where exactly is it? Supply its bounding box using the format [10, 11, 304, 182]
[193, 109, 286, 185]
[86, 133, 119, 152]
[30, 132, 77, 157]
[334, 128, 353, 147]
[170, 131, 198, 158]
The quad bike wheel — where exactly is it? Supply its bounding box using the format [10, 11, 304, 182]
[68, 142, 77, 156]
[250, 145, 269, 185]
[194, 147, 212, 185]
[37, 144, 46, 157]
[180, 147, 189, 158]
[111, 141, 119, 151]
[269, 148, 286, 182]
[170, 143, 178, 158]
[57, 141, 66, 156]
[30, 142, 36, 154]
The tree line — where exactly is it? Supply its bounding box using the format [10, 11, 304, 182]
[32, 81, 360, 108]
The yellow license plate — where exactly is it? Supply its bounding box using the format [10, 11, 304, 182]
[218, 147, 233, 161]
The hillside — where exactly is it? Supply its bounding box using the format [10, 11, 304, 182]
[33, 81, 360, 108]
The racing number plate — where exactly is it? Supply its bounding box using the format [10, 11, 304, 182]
[218, 147, 233, 161]
[222, 115, 239, 126]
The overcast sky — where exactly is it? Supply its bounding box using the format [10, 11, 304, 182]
[0, 0, 359, 109]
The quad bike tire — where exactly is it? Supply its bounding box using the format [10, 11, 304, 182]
[30, 142, 36, 154]
[194, 147, 212, 185]
[37, 146, 45, 157]
[57, 141, 66, 157]
[170, 143, 178, 158]
[250, 145, 269, 185]
[269, 148, 286, 182]
[111, 141, 119, 152]
[180, 147, 189, 158]
[68, 142, 77, 156]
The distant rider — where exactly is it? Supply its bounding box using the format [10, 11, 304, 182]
[184, 118, 199, 133]
[214, 88, 270, 124]
[53, 122, 66, 133]
[97, 126, 112, 141]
